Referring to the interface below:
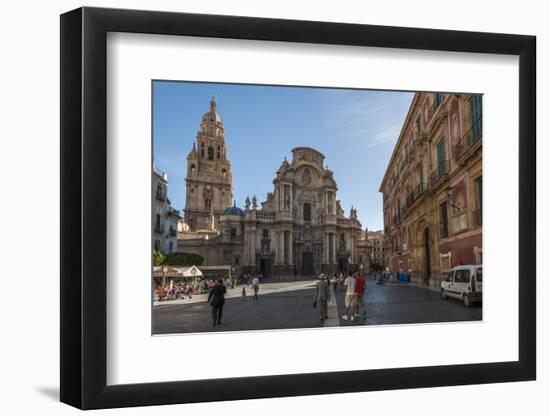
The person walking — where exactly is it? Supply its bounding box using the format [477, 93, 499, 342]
[207, 278, 226, 327]
[251, 275, 260, 301]
[354, 272, 366, 319]
[331, 273, 338, 291]
[342, 272, 356, 322]
[313, 273, 331, 322]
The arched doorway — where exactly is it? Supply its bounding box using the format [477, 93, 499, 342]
[423, 228, 431, 286]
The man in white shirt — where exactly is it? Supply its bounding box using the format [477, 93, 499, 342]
[342, 273, 356, 321]
[251, 276, 260, 301]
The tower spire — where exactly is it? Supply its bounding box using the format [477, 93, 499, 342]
[210, 96, 216, 112]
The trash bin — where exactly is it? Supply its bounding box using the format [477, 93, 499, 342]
[398, 273, 411, 282]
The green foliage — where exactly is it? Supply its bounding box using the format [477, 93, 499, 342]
[163, 252, 204, 266]
[153, 250, 166, 266]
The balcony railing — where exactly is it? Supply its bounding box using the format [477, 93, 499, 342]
[454, 117, 482, 161]
[155, 192, 166, 201]
[473, 208, 482, 227]
[256, 211, 275, 222]
[430, 160, 450, 187]
[405, 182, 428, 209]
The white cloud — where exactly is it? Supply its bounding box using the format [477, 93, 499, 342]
[323, 90, 413, 150]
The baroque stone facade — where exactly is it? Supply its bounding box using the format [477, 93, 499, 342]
[178, 99, 369, 278]
[380, 92, 482, 287]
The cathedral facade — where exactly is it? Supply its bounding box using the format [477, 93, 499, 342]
[178, 99, 369, 278]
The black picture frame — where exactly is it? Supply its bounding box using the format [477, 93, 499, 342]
[60, 6, 536, 410]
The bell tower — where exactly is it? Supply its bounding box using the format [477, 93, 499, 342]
[184, 98, 233, 231]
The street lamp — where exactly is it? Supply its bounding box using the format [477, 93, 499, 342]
[444, 186, 462, 210]
[162, 266, 167, 287]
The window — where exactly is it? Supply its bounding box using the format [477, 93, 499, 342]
[440, 201, 449, 238]
[168, 241, 173, 253]
[234, 256, 240, 265]
[205, 199, 211, 209]
[397, 199, 401, 222]
[208, 146, 214, 160]
[217, 146, 221, 159]
[475, 176, 482, 226]
[156, 183, 164, 200]
[455, 269, 470, 283]
[470, 95, 482, 142]
[200, 143, 205, 158]
[447, 271, 454, 282]
[155, 213, 161, 232]
[418, 166, 424, 192]
[154, 239, 161, 251]
[437, 137, 446, 177]
[303, 203, 311, 221]
[230, 227, 237, 240]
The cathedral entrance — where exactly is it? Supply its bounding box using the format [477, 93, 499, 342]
[301, 252, 314, 277]
[259, 258, 272, 278]
[338, 257, 348, 274]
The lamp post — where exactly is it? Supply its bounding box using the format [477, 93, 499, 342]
[162, 266, 167, 288]
[444, 186, 462, 210]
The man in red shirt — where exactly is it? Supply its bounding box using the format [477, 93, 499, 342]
[354, 272, 366, 319]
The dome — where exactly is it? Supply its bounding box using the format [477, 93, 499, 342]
[223, 201, 244, 216]
[201, 98, 223, 126]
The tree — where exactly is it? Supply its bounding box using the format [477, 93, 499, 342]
[153, 250, 166, 266]
[163, 252, 204, 266]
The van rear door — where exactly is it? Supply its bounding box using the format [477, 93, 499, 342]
[475, 267, 483, 293]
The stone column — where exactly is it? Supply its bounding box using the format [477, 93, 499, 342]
[289, 231, 293, 265]
[279, 231, 284, 265]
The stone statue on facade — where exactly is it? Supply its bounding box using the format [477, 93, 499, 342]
[244, 196, 250, 210]
[252, 195, 257, 210]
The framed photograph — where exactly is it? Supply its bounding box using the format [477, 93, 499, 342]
[60, 6, 536, 409]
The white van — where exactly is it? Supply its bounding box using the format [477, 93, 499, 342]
[440, 265, 482, 307]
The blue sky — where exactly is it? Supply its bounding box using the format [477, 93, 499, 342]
[153, 81, 413, 231]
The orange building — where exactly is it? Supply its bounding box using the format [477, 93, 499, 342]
[380, 92, 482, 287]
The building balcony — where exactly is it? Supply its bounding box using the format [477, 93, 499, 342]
[256, 211, 275, 222]
[275, 211, 293, 222]
[430, 160, 450, 187]
[454, 118, 482, 162]
[155, 192, 166, 201]
[405, 182, 429, 210]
